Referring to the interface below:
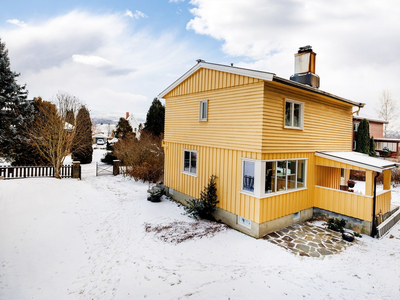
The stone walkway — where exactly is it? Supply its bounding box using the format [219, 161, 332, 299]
[263, 222, 353, 257]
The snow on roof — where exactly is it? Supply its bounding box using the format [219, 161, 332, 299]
[158, 60, 364, 108]
[353, 115, 388, 124]
[316, 151, 398, 172]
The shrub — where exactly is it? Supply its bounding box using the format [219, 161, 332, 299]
[185, 175, 218, 220]
[113, 131, 164, 182]
[325, 218, 346, 233]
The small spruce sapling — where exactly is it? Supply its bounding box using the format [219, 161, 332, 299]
[185, 175, 219, 220]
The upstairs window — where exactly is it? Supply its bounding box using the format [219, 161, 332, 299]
[183, 150, 197, 175]
[285, 99, 304, 129]
[199, 100, 208, 121]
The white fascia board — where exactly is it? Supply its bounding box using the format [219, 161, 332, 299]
[158, 62, 274, 98]
[315, 151, 398, 172]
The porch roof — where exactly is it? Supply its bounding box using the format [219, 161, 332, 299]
[315, 151, 398, 172]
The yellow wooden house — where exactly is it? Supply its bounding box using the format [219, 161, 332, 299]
[158, 46, 398, 238]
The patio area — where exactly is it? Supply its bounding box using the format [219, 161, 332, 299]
[263, 222, 352, 257]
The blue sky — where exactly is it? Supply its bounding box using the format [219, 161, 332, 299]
[1, 0, 400, 123]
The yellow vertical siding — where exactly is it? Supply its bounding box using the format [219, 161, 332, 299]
[316, 166, 341, 189]
[262, 81, 354, 153]
[314, 186, 373, 221]
[383, 169, 391, 190]
[376, 190, 391, 216]
[165, 68, 262, 98]
[165, 142, 316, 224]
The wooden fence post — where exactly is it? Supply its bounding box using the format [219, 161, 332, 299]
[73, 161, 80, 179]
[113, 160, 120, 176]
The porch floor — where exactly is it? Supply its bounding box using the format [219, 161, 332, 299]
[263, 222, 354, 257]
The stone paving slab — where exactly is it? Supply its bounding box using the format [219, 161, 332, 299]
[263, 222, 354, 258]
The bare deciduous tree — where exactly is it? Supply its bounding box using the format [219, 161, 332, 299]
[376, 89, 398, 137]
[27, 92, 91, 179]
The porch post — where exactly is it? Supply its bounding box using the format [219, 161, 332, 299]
[383, 169, 391, 190]
[365, 171, 374, 196]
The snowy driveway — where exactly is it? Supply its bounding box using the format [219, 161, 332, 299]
[1, 151, 400, 299]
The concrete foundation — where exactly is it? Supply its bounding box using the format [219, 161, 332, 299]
[313, 207, 372, 235]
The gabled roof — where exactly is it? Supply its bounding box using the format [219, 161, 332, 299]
[158, 60, 365, 108]
[316, 151, 398, 172]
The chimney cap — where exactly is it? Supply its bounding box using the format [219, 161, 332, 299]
[298, 45, 313, 53]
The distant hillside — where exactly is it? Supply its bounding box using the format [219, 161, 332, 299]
[92, 117, 118, 125]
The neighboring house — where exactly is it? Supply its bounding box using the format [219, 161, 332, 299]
[159, 46, 398, 238]
[353, 115, 400, 157]
[126, 112, 140, 133]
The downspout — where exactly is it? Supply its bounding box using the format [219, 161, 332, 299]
[371, 171, 380, 237]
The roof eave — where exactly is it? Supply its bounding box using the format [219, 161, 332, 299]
[273, 76, 365, 108]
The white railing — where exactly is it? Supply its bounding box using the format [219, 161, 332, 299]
[377, 209, 400, 238]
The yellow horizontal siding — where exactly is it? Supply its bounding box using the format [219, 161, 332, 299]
[262, 81, 354, 153]
[314, 186, 373, 221]
[165, 68, 262, 97]
[165, 82, 265, 152]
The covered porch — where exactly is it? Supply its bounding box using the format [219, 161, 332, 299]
[314, 151, 398, 236]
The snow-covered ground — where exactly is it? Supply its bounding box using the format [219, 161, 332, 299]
[1, 150, 400, 299]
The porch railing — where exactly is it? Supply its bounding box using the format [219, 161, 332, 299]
[377, 209, 400, 238]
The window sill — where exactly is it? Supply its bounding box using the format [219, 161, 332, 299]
[284, 125, 303, 130]
[182, 171, 197, 177]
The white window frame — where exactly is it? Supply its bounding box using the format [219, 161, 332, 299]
[284, 99, 304, 130]
[199, 100, 208, 121]
[240, 157, 307, 198]
[182, 149, 198, 176]
[265, 159, 307, 195]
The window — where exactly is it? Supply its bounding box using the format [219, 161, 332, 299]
[199, 100, 208, 121]
[265, 159, 306, 194]
[242, 160, 255, 192]
[284, 99, 304, 129]
[183, 150, 197, 175]
[354, 122, 360, 132]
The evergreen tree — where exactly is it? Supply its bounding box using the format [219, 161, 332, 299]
[369, 136, 376, 157]
[71, 106, 93, 164]
[115, 117, 133, 139]
[355, 119, 370, 154]
[0, 38, 33, 160]
[144, 98, 165, 137]
[12, 97, 51, 166]
[184, 175, 219, 220]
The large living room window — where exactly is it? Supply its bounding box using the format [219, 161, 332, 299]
[265, 159, 306, 193]
[183, 150, 197, 175]
[242, 158, 306, 197]
[285, 99, 304, 129]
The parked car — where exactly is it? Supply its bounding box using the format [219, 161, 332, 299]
[97, 139, 105, 145]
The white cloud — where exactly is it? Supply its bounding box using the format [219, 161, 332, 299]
[125, 9, 148, 19]
[0, 10, 197, 120]
[6, 19, 26, 27]
[124, 10, 134, 18]
[170, 0, 185, 3]
[72, 54, 112, 67]
[187, 0, 400, 117]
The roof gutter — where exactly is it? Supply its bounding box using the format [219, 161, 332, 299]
[371, 172, 380, 237]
